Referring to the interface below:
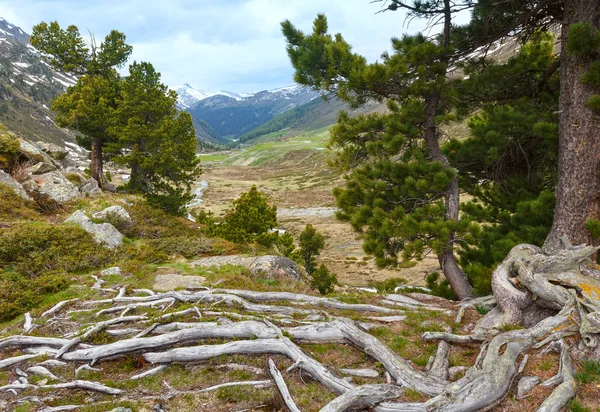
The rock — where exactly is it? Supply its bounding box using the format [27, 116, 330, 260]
[80, 178, 102, 196]
[27, 161, 57, 175]
[111, 408, 133, 412]
[249, 255, 302, 281]
[0, 170, 31, 200]
[64, 210, 123, 248]
[36, 141, 68, 160]
[100, 267, 122, 276]
[190, 255, 302, 281]
[190, 255, 256, 269]
[22, 171, 80, 203]
[18, 138, 47, 163]
[516, 376, 540, 398]
[92, 205, 132, 223]
[153, 274, 207, 291]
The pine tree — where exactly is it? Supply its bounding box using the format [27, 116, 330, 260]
[106, 62, 201, 215]
[282, 4, 475, 299]
[30, 22, 132, 186]
[297, 224, 325, 275]
[445, 33, 560, 293]
[453, 0, 600, 251]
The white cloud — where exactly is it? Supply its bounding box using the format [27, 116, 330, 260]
[0, 0, 442, 92]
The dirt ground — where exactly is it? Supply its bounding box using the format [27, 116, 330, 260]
[196, 151, 437, 287]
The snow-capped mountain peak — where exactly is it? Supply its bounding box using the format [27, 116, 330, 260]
[174, 83, 245, 109]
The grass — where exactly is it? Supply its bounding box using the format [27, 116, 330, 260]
[224, 129, 330, 167]
[198, 154, 229, 162]
[575, 359, 600, 384]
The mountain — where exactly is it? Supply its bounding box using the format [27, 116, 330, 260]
[0, 17, 81, 151]
[237, 95, 386, 145]
[187, 85, 320, 140]
[174, 83, 246, 110]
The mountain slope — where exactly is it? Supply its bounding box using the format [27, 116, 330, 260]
[237, 96, 386, 145]
[0, 17, 79, 147]
[188, 85, 319, 139]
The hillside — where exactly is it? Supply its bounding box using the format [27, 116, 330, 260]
[0, 18, 79, 148]
[237, 96, 387, 145]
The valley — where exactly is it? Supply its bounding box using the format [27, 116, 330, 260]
[194, 130, 436, 287]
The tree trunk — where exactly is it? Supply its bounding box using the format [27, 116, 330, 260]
[544, 0, 600, 252]
[424, 92, 474, 300]
[90, 137, 104, 189]
[416, 0, 474, 300]
[130, 161, 140, 191]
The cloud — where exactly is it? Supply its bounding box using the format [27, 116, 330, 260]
[0, 0, 439, 92]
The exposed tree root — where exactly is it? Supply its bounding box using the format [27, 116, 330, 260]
[2, 243, 599, 411]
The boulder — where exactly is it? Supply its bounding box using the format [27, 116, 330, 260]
[63, 168, 88, 187]
[248, 255, 302, 281]
[0, 170, 31, 200]
[153, 274, 207, 291]
[64, 210, 123, 249]
[22, 171, 79, 203]
[100, 267, 122, 276]
[92, 205, 132, 223]
[18, 138, 47, 163]
[190, 255, 302, 281]
[80, 178, 102, 196]
[36, 141, 68, 160]
[27, 161, 57, 175]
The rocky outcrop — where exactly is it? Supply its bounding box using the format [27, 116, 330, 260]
[92, 205, 132, 223]
[23, 171, 80, 203]
[191, 255, 302, 281]
[0, 170, 31, 200]
[64, 210, 123, 249]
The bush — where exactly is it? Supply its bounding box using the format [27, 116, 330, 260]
[0, 222, 115, 276]
[146, 236, 227, 259]
[216, 186, 277, 244]
[0, 129, 19, 170]
[310, 264, 337, 295]
[0, 269, 71, 322]
[0, 184, 40, 221]
[121, 201, 202, 239]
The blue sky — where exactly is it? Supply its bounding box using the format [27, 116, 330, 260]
[0, 0, 457, 93]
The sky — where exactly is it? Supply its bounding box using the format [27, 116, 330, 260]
[0, 0, 461, 93]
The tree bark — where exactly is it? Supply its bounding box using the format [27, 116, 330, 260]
[90, 136, 104, 189]
[544, 0, 600, 252]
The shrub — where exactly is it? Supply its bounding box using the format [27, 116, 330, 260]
[0, 222, 115, 276]
[297, 224, 325, 275]
[121, 201, 202, 239]
[0, 269, 71, 322]
[0, 129, 20, 170]
[217, 186, 277, 244]
[310, 264, 337, 295]
[146, 236, 219, 259]
[0, 184, 40, 221]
